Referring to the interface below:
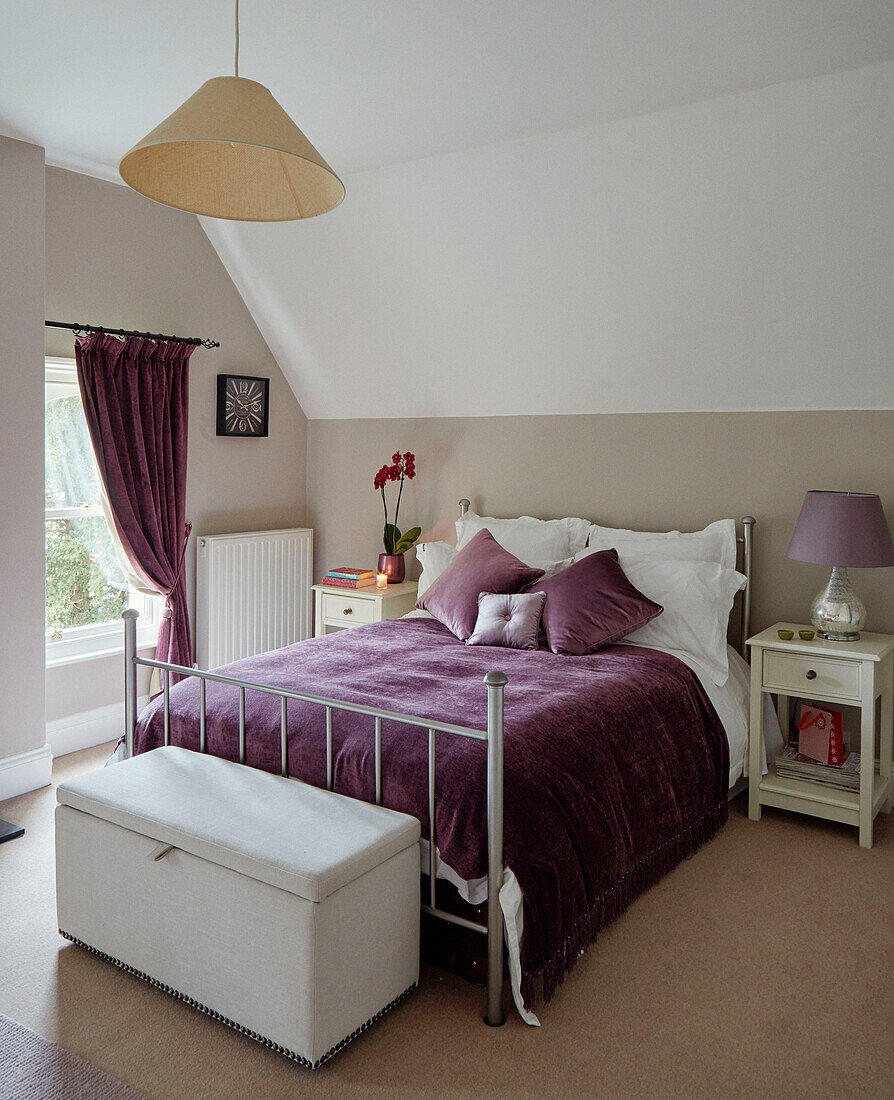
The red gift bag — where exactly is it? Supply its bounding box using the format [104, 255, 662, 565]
[797, 702, 845, 766]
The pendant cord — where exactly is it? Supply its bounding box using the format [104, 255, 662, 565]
[234, 0, 240, 77]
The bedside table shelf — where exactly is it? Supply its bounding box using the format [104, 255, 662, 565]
[759, 763, 889, 822]
[747, 623, 894, 848]
[312, 581, 418, 638]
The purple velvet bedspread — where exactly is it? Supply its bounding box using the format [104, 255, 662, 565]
[135, 618, 728, 1007]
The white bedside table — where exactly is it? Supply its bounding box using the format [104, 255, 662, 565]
[312, 581, 418, 638]
[746, 623, 894, 848]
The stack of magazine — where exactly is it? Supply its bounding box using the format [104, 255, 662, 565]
[775, 743, 861, 792]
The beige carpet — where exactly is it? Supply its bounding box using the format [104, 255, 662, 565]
[1, 744, 892, 1099]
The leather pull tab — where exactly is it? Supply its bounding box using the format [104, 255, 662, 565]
[150, 843, 175, 862]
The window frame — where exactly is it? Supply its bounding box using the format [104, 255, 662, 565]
[44, 358, 160, 666]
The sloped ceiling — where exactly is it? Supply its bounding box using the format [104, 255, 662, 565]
[3, 2, 893, 417]
[201, 60, 894, 419]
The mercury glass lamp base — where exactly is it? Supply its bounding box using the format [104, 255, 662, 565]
[809, 566, 865, 642]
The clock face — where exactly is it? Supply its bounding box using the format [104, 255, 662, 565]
[216, 375, 269, 437]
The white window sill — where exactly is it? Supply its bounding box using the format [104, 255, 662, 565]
[46, 626, 157, 669]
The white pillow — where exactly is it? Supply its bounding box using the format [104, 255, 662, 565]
[583, 518, 737, 571]
[415, 541, 457, 599]
[617, 558, 746, 687]
[416, 541, 572, 598]
[456, 511, 589, 562]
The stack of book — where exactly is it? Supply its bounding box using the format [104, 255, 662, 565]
[322, 566, 375, 589]
[775, 743, 861, 792]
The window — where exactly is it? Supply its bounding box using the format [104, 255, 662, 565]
[45, 359, 158, 663]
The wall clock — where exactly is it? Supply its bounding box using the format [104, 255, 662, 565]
[216, 374, 270, 437]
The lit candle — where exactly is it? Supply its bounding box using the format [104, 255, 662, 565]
[376, 572, 388, 590]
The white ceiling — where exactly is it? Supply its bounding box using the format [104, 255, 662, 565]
[2, 1, 893, 178]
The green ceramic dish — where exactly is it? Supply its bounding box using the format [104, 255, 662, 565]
[777, 629, 794, 640]
[798, 630, 815, 641]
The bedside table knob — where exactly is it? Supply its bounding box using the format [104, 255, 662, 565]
[343, 607, 352, 616]
[805, 669, 817, 680]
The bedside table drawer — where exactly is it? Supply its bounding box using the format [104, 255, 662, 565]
[321, 593, 376, 625]
[762, 651, 861, 701]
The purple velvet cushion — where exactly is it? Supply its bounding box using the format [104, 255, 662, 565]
[466, 591, 548, 649]
[417, 529, 545, 640]
[528, 548, 663, 656]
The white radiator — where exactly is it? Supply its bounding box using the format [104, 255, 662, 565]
[195, 528, 313, 669]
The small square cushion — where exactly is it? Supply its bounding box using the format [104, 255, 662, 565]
[466, 591, 547, 650]
[528, 548, 663, 656]
[416, 529, 544, 640]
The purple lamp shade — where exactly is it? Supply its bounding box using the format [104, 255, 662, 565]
[787, 491, 894, 568]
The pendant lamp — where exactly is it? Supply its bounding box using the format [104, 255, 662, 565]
[119, 1, 344, 221]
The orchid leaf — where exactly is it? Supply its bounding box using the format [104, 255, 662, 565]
[393, 527, 422, 554]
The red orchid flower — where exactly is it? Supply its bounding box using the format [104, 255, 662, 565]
[373, 450, 421, 555]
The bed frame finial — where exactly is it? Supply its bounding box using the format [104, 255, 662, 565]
[459, 498, 471, 517]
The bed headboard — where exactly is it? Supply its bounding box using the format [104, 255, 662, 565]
[457, 499, 755, 656]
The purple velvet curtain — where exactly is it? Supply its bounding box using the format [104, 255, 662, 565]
[75, 333, 193, 678]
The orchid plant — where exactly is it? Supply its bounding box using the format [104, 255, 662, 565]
[374, 451, 420, 556]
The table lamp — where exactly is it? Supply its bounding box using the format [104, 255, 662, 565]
[787, 491, 894, 641]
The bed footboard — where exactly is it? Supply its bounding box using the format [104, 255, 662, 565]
[122, 610, 507, 1028]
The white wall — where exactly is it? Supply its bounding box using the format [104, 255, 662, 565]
[0, 136, 51, 798]
[204, 60, 894, 420]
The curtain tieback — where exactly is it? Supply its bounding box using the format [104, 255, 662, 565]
[162, 522, 193, 620]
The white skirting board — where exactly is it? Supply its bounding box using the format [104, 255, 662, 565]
[46, 698, 149, 760]
[0, 744, 53, 803]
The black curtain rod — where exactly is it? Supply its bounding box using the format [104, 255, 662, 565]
[45, 320, 220, 349]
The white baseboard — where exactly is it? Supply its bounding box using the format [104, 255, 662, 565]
[0, 743, 53, 803]
[46, 697, 150, 759]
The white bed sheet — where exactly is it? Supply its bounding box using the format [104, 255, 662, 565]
[403, 610, 782, 1024]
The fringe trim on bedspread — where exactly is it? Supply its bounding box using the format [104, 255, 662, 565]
[520, 797, 728, 1009]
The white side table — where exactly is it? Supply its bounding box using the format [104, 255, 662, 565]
[746, 623, 894, 848]
[312, 581, 418, 638]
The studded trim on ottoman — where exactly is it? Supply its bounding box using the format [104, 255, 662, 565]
[60, 930, 417, 1070]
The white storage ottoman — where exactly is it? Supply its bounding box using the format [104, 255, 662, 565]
[55, 746, 420, 1069]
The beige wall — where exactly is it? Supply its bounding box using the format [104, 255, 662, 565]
[0, 137, 47, 762]
[307, 411, 894, 636]
[45, 168, 308, 724]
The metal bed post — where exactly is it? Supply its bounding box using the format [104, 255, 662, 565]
[484, 670, 507, 1027]
[741, 517, 755, 656]
[123, 609, 139, 759]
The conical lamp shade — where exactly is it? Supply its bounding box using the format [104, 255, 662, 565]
[119, 76, 345, 221]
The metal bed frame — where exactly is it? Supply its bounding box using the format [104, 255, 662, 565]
[122, 502, 755, 1028]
